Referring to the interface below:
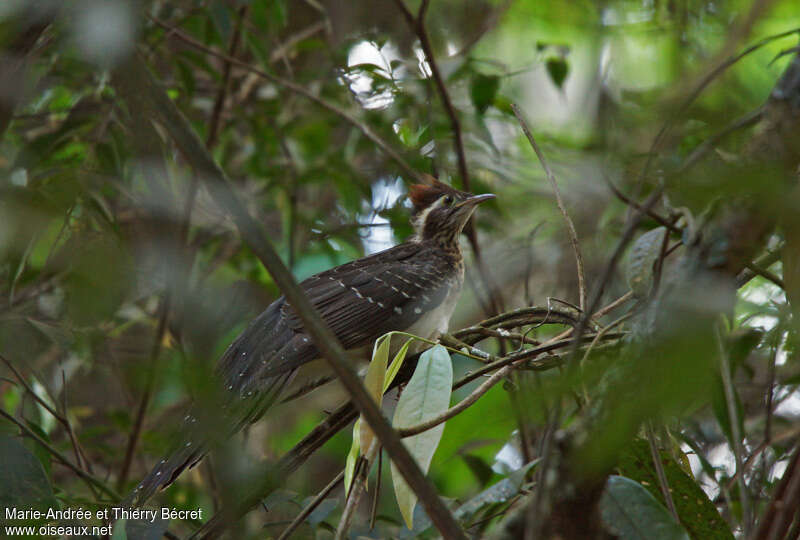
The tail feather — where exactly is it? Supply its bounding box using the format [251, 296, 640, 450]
[124, 297, 314, 507]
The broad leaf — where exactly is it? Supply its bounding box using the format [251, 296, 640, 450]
[600, 475, 690, 540]
[626, 227, 668, 298]
[391, 345, 453, 528]
[0, 434, 58, 517]
[617, 440, 733, 540]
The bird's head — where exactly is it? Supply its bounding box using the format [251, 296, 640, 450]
[408, 176, 495, 244]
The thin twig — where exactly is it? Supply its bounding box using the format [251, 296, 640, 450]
[393, 0, 468, 189]
[645, 423, 680, 523]
[276, 470, 343, 540]
[0, 354, 89, 470]
[511, 103, 587, 311]
[744, 262, 785, 289]
[454, 333, 625, 390]
[336, 439, 379, 539]
[116, 295, 171, 492]
[398, 364, 514, 437]
[605, 178, 680, 233]
[736, 242, 784, 288]
[725, 424, 800, 492]
[716, 325, 752, 537]
[206, 6, 247, 150]
[677, 107, 764, 175]
[0, 408, 118, 499]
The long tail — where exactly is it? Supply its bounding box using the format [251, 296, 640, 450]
[123, 298, 315, 507]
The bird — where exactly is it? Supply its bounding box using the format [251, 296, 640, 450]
[127, 176, 494, 505]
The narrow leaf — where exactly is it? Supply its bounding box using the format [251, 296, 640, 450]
[360, 335, 391, 452]
[390, 345, 453, 528]
[617, 440, 733, 540]
[384, 338, 412, 392]
[344, 418, 361, 495]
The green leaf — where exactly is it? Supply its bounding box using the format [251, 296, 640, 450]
[344, 418, 361, 494]
[617, 440, 734, 540]
[545, 57, 569, 90]
[0, 434, 58, 519]
[600, 475, 690, 540]
[391, 345, 453, 529]
[385, 338, 412, 392]
[470, 74, 500, 115]
[360, 335, 390, 453]
[626, 227, 668, 298]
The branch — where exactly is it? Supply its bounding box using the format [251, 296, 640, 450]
[0, 354, 89, 472]
[116, 295, 171, 491]
[0, 408, 119, 500]
[736, 242, 784, 288]
[454, 332, 625, 390]
[115, 53, 465, 540]
[277, 471, 343, 540]
[605, 177, 680, 233]
[511, 104, 587, 311]
[394, 0, 468, 190]
[335, 439, 379, 539]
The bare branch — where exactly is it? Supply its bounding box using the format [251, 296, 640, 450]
[511, 104, 587, 311]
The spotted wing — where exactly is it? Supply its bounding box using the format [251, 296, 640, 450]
[281, 241, 456, 350]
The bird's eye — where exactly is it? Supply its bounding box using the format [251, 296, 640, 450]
[443, 195, 454, 206]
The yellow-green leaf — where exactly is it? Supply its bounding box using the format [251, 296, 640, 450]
[360, 335, 391, 452]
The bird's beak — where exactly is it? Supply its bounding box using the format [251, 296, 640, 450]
[456, 193, 496, 208]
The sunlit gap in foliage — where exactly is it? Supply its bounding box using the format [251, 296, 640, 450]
[342, 40, 404, 110]
[737, 276, 785, 331]
[600, 4, 656, 26]
[359, 178, 404, 255]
